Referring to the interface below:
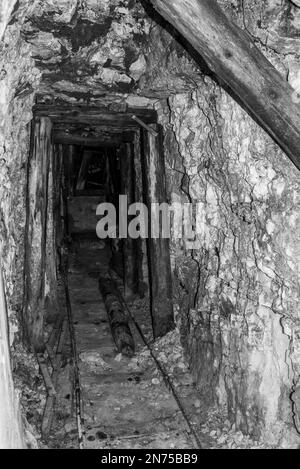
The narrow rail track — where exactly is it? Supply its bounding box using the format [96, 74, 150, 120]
[45, 242, 207, 449]
[106, 275, 202, 450]
[62, 263, 85, 449]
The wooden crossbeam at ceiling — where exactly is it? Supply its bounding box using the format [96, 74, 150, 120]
[148, 0, 300, 171]
[53, 128, 136, 146]
[53, 133, 134, 147]
[33, 105, 157, 128]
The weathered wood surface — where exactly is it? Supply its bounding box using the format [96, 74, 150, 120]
[24, 117, 52, 350]
[148, 0, 300, 171]
[53, 130, 135, 147]
[45, 139, 60, 323]
[141, 124, 174, 338]
[54, 133, 130, 147]
[36, 352, 56, 396]
[133, 133, 148, 297]
[54, 144, 64, 271]
[99, 277, 135, 357]
[0, 267, 25, 448]
[33, 105, 157, 128]
[120, 143, 141, 296]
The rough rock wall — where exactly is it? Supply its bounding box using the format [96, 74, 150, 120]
[21, 0, 201, 103]
[0, 2, 38, 447]
[0, 0, 158, 340]
[156, 0, 300, 445]
[165, 84, 300, 444]
[1, 0, 300, 447]
[0, 1, 41, 343]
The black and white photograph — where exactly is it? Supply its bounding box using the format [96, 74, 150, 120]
[0, 0, 300, 454]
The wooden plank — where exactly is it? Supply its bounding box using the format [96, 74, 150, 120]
[45, 138, 59, 323]
[53, 125, 135, 138]
[120, 143, 140, 296]
[149, 0, 300, 170]
[99, 277, 135, 357]
[141, 124, 174, 338]
[53, 132, 134, 147]
[24, 117, 52, 350]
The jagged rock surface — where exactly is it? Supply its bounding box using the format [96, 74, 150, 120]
[0, 0, 300, 448]
[162, 80, 300, 445]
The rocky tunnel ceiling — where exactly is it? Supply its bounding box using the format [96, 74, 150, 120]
[4, 0, 300, 108]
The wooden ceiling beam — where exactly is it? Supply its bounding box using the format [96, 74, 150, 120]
[148, 0, 300, 171]
[34, 105, 157, 127]
[53, 132, 134, 147]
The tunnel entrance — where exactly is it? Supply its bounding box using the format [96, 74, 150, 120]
[21, 103, 184, 448]
[24, 103, 174, 354]
[64, 143, 142, 297]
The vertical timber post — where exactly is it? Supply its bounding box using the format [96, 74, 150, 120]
[64, 144, 75, 197]
[54, 144, 64, 270]
[133, 132, 147, 297]
[45, 139, 58, 322]
[141, 124, 174, 338]
[24, 117, 52, 350]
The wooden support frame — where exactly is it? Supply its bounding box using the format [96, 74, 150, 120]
[53, 134, 129, 147]
[120, 143, 141, 296]
[33, 105, 157, 128]
[148, 0, 300, 171]
[24, 117, 52, 350]
[141, 124, 174, 338]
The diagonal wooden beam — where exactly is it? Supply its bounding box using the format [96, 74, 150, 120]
[148, 0, 300, 171]
[76, 150, 92, 191]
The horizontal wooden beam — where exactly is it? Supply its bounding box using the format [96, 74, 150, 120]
[53, 130, 135, 147]
[149, 0, 300, 171]
[34, 105, 157, 127]
[53, 137, 127, 147]
[53, 123, 134, 134]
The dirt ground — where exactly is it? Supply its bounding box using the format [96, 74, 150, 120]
[19, 238, 281, 450]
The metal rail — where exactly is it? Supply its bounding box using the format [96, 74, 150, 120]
[110, 275, 203, 450]
[62, 263, 85, 449]
[58, 258, 202, 449]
